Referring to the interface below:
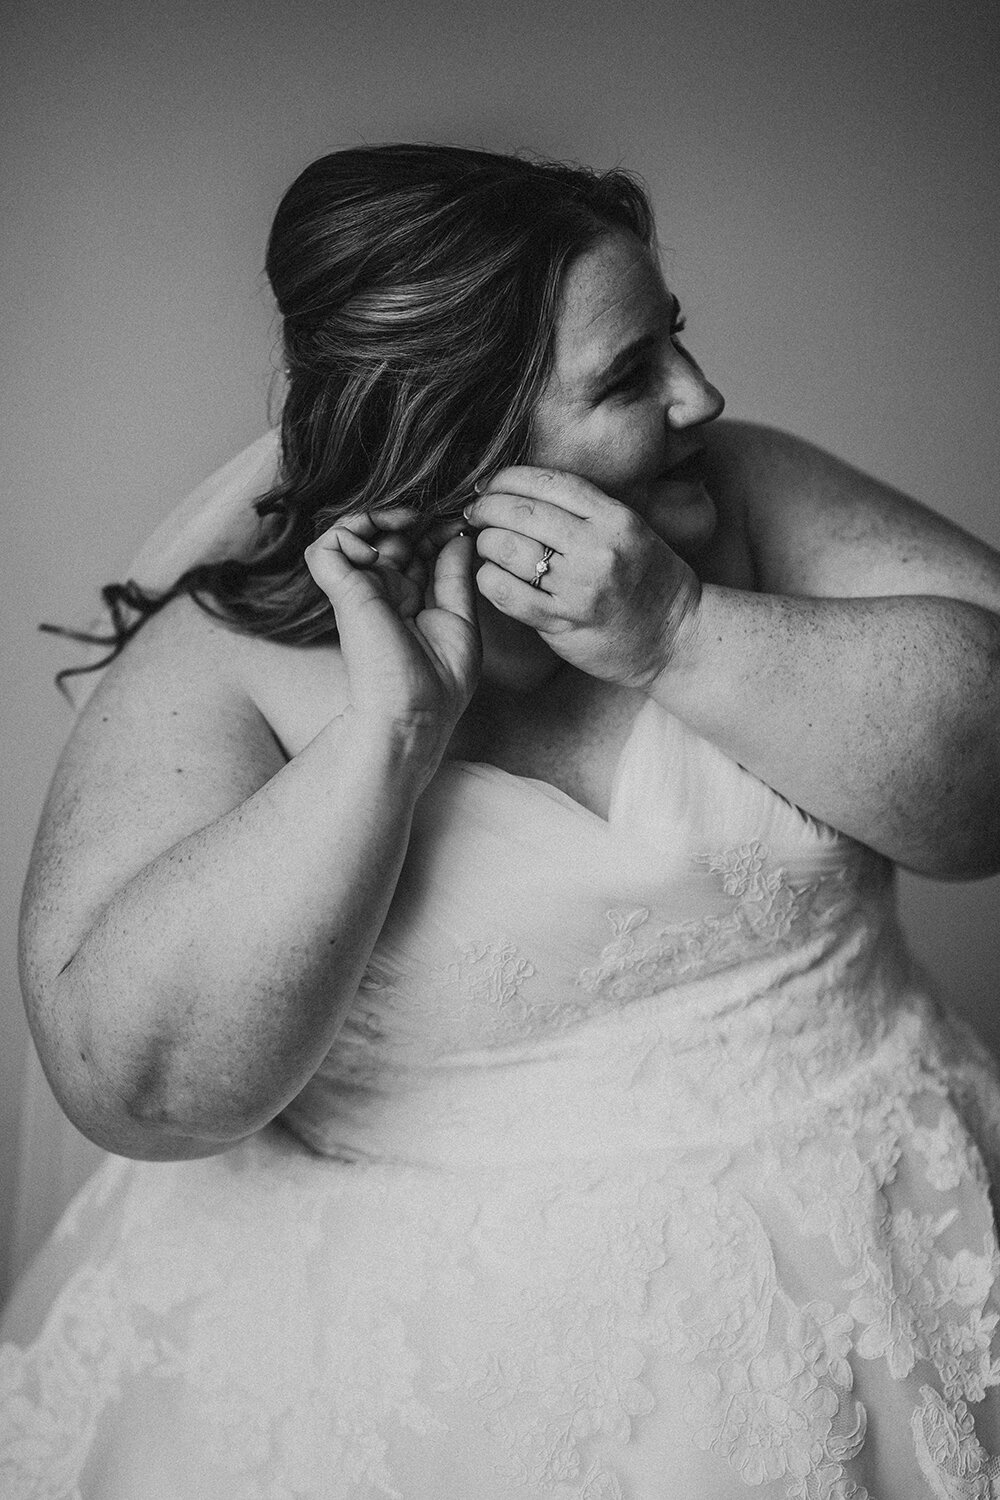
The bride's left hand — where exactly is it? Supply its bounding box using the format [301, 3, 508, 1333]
[463, 466, 702, 688]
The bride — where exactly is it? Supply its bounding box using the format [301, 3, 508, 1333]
[4, 142, 1000, 1499]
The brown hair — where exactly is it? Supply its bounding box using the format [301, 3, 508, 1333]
[52, 143, 656, 685]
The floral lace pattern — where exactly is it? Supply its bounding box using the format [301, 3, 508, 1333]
[4, 720, 1000, 1498]
[575, 840, 862, 1004]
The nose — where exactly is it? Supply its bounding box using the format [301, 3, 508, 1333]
[665, 356, 725, 429]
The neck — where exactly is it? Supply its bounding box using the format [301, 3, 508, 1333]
[476, 599, 562, 694]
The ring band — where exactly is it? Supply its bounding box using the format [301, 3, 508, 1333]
[531, 546, 555, 588]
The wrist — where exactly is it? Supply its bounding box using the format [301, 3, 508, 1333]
[340, 704, 456, 785]
[642, 566, 705, 695]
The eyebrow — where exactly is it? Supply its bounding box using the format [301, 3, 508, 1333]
[586, 296, 684, 397]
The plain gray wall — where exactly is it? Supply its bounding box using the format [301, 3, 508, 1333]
[3, 0, 998, 1300]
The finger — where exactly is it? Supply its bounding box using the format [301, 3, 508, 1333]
[305, 531, 382, 608]
[476, 466, 606, 519]
[368, 531, 413, 570]
[430, 533, 479, 627]
[365, 505, 423, 530]
[475, 559, 558, 626]
[335, 507, 421, 569]
[476, 528, 561, 589]
[332, 518, 407, 570]
[305, 534, 413, 672]
[315, 512, 381, 552]
[415, 517, 469, 560]
[338, 504, 423, 533]
[334, 528, 380, 566]
[463, 490, 585, 552]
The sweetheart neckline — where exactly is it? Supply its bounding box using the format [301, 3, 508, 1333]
[441, 697, 658, 831]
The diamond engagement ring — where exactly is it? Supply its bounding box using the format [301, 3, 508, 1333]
[531, 546, 555, 587]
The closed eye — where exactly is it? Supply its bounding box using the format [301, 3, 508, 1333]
[606, 360, 655, 398]
[605, 316, 690, 399]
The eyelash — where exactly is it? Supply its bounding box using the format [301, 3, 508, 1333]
[607, 317, 688, 397]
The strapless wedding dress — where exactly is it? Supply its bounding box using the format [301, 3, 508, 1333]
[4, 700, 1000, 1499]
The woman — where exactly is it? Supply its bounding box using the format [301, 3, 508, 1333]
[4, 143, 1000, 1498]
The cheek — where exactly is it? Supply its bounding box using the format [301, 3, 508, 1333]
[526, 413, 584, 471]
[529, 411, 662, 497]
[582, 414, 664, 497]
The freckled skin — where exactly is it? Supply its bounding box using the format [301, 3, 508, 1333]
[463, 235, 1000, 876]
[17, 233, 1000, 1164]
[468, 232, 725, 692]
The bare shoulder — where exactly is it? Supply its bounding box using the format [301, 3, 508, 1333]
[702, 418, 1000, 606]
[69, 594, 349, 778]
[22, 598, 347, 973]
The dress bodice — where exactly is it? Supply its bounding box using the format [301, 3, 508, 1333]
[281, 700, 914, 1168]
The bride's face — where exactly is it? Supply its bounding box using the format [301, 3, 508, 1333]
[471, 230, 725, 691]
[529, 231, 725, 557]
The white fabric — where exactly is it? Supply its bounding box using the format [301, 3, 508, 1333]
[124, 428, 279, 591]
[66, 428, 280, 715]
[4, 698, 1000, 1497]
[9, 434, 282, 1287]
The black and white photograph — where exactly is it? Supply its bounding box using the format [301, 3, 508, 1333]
[2, 1, 1000, 1495]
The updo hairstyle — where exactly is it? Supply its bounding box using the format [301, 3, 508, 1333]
[55, 143, 656, 676]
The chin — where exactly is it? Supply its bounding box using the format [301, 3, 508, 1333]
[645, 479, 718, 558]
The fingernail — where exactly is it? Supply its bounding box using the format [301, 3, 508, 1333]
[364, 542, 379, 557]
[472, 480, 483, 496]
[462, 506, 473, 521]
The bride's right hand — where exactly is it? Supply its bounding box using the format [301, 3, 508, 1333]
[305, 512, 482, 748]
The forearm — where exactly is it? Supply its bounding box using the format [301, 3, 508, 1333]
[40, 711, 436, 1156]
[653, 585, 1000, 877]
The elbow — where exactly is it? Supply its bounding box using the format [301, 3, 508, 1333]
[18, 929, 252, 1161]
[105, 1051, 269, 1159]
[110, 1030, 284, 1152]
[30, 1010, 254, 1162]
[46, 1057, 241, 1162]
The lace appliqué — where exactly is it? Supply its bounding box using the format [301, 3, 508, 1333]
[431, 937, 582, 1043]
[912, 1385, 1000, 1499]
[433, 1166, 669, 1499]
[351, 936, 599, 1055]
[576, 840, 848, 1002]
[655, 1179, 871, 1500]
[0, 1148, 456, 1500]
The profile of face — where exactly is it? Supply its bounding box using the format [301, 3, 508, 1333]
[529, 231, 725, 556]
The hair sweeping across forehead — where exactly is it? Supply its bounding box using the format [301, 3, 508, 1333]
[51, 144, 656, 683]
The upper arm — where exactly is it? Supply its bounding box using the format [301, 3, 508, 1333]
[702, 418, 1000, 612]
[20, 598, 287, 1010]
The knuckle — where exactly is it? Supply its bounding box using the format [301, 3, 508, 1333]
[621, 510, 645, 545]
[592, 541, 616, 575]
